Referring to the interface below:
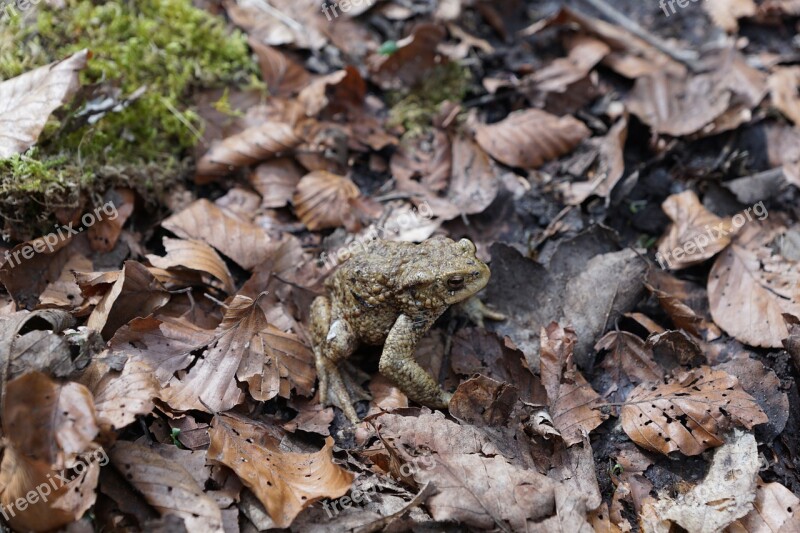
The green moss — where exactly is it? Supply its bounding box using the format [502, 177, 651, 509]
[0, 0, 261, 233]
[388, 62, 471, 134]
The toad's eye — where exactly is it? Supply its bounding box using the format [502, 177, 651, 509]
[447, 276, 465, 290]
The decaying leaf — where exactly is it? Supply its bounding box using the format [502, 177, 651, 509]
[768, 66, 800, 125]
[207, 413, 353, 528]
[708, 222, 800, 348]
[88, 360, 158, 430]
[728, 478, 800, 532]
[620, 366, 767, 455]
[0, 49, 89, 157]
[596, 331, 663, 406]
[292, 171, 361, 231]
[474, 109, 590, 169]
[561, 116, 627, 204]
[146, 237, 235, 294]
[540, 323, 606, 446]
[110, 441, 223, 532]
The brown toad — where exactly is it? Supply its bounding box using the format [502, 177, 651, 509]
[310, 236, 503, 422]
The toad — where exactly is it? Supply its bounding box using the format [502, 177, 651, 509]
[310, 236, 503, 422]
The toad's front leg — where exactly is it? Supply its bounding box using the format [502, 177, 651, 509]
[378, 314, 451, 409]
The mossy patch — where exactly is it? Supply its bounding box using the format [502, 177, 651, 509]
[387, 61, 471, 135]
[0, 0, 261, 235]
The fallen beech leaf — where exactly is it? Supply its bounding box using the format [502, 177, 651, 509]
[224, 0, 327, 51]
[110, 441, 223, 532]
[475, 109, 590, 169]
[0, 309, 76, 384]
[89, 360, 158, 431]
[0, 49, 89, 157]
[391, 129, 451, 193]
[540, 323, 606, 446]
[249, 38, 311, 97]
[596, 331, 663, 407]
[704, 0, 757, 32]
[4, 371, 99, 467]
[161, 199, 272, 269]
[208, 413, 353, 528]
[620, 366, 768, 455]
[650, 430, 759, 531]
[644, 269, 722, 341]
[708, 222, 800, 348]
[530, 35, 610, 95]
[298, 66, 366, 117]
[449, 374, 518, 427]
[656, 190, 734, 270]
[147, 237, 235, 294]
[292, 171, 361, 230]
[86, 261, 170, 340]
[368, 24, 446, 90]
[196, 121, 302, 179]
[109, 317, 214, 387]
[37, 253, 92, 309]
[768, 66, 800, 125]
[249, 157, 304, 208]
[86, 189, 135, 253]
[728, 478, 800, 532]
[561, 116, 627, 204]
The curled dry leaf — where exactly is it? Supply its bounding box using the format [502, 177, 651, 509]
[208, 413, 354, 528]
[147, 237, 235, 294]
[708, 222, 800, 348]
[161, 199, 272, 270]
[561, 116, 627, 205]
[38, 253, 92, 309]
[540, 323, 606, 446]
[644, 269, 722, 341]
[224, 0, 327, 51]
[0, 49, 89, 157]
[620, 366, 767, 455]
[728, 478, 800, 532]
[529, 35, 610, 96]
[596, 331, 663, 406]
[0, 309, 76, 383]
[704, 0, 757, 32]
[298, 66, 366, 117]
[657, 190, 734, 269]
[86, 261, 171, 340]
[249, 37, 311, 97]
[249, 157, 304, 209]
[196, 120, 302, 179]
[86, 189, 135, 253]
[292, 171, 361, 231]
[474, 109, 590, 169]
[768, 66, 800, 125]
[110, 441, 223, 532]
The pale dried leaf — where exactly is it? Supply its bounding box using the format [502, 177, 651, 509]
[727, 478, 800, 532]
[561, 116, 627, 204]
[147, 237, 235, 294]
[0, 49, 88, 157]
[768, 66, 800, 125]
[704, 0, 757, 32]
[90, 360, 158, 430]
[292, 171, 361, 230]
[249, 157, 304, 209]
[475, 109, 590, 169]
[620, 367, 768, 455]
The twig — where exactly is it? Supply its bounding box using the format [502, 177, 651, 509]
[577, 0, 703, 72]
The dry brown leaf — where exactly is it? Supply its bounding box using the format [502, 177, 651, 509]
[89, 360, 158, 431]
[561, 116, 627, 204]
[620, 366, 768, 455]
[196, 120, 302, 179]
[474, 109, 590, 169]
[645, 269, 722, 341]
[4, 371, 99, 467]
[656, 190, 734, 269]
[249, 157, 304, 209]
[109, 441, 223, 532]
[297, 66, 366, 117]
[224, 0, 327, 51]
[292, 171, 361, 231]
[207, 413, 353, 528]
[249, 38, 311, 97]
[530, 35, 609, 94]
[86, 189, 135, 253]
[708, 222, 800, 348]
[704, 0, 757, 32]
[768, 66, 800, 125]
[86, 261, 170, 340]
[147, 237, 235, 294]
[37, 253, 92, 309]
[596, 331, 663, 406]
[0, 445, 100, 532]
[368, 24, 446, 90]
[109, 317, 214, 387]
[540, 323, 606, 446]
[161, 199, 272, 270]
[727, 478, 800, 532]
[0, 49, 89, 157]
[391, 129, 452, 193]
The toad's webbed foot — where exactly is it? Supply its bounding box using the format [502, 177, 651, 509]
[315, 356, 372, 423]
[453, 296, 506, 329]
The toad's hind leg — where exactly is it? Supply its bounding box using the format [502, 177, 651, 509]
[310, 296, 371, 423]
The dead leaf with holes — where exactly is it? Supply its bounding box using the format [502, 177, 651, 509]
[0, 309, 76, 386]
[656, 190, 735, 270]
[84, 360, 158, 431]
[110, 440, 223, 532]
[0, 49, 88, 157]
[620, 366, 767, 455]
[596, 331, 663, 408]
[475, 108, 590, 169]
[38, 253, 92, 309]
[292, 171, 361, 231]
[540, 323, 607, 446]
[728, 477, 800, 532]
[708, 221, 800, 348]
[207, 413, 353, 528]
[161, 199, 272, 269]
[391, 129, 452, 193]
[146, 237, 235, 294]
